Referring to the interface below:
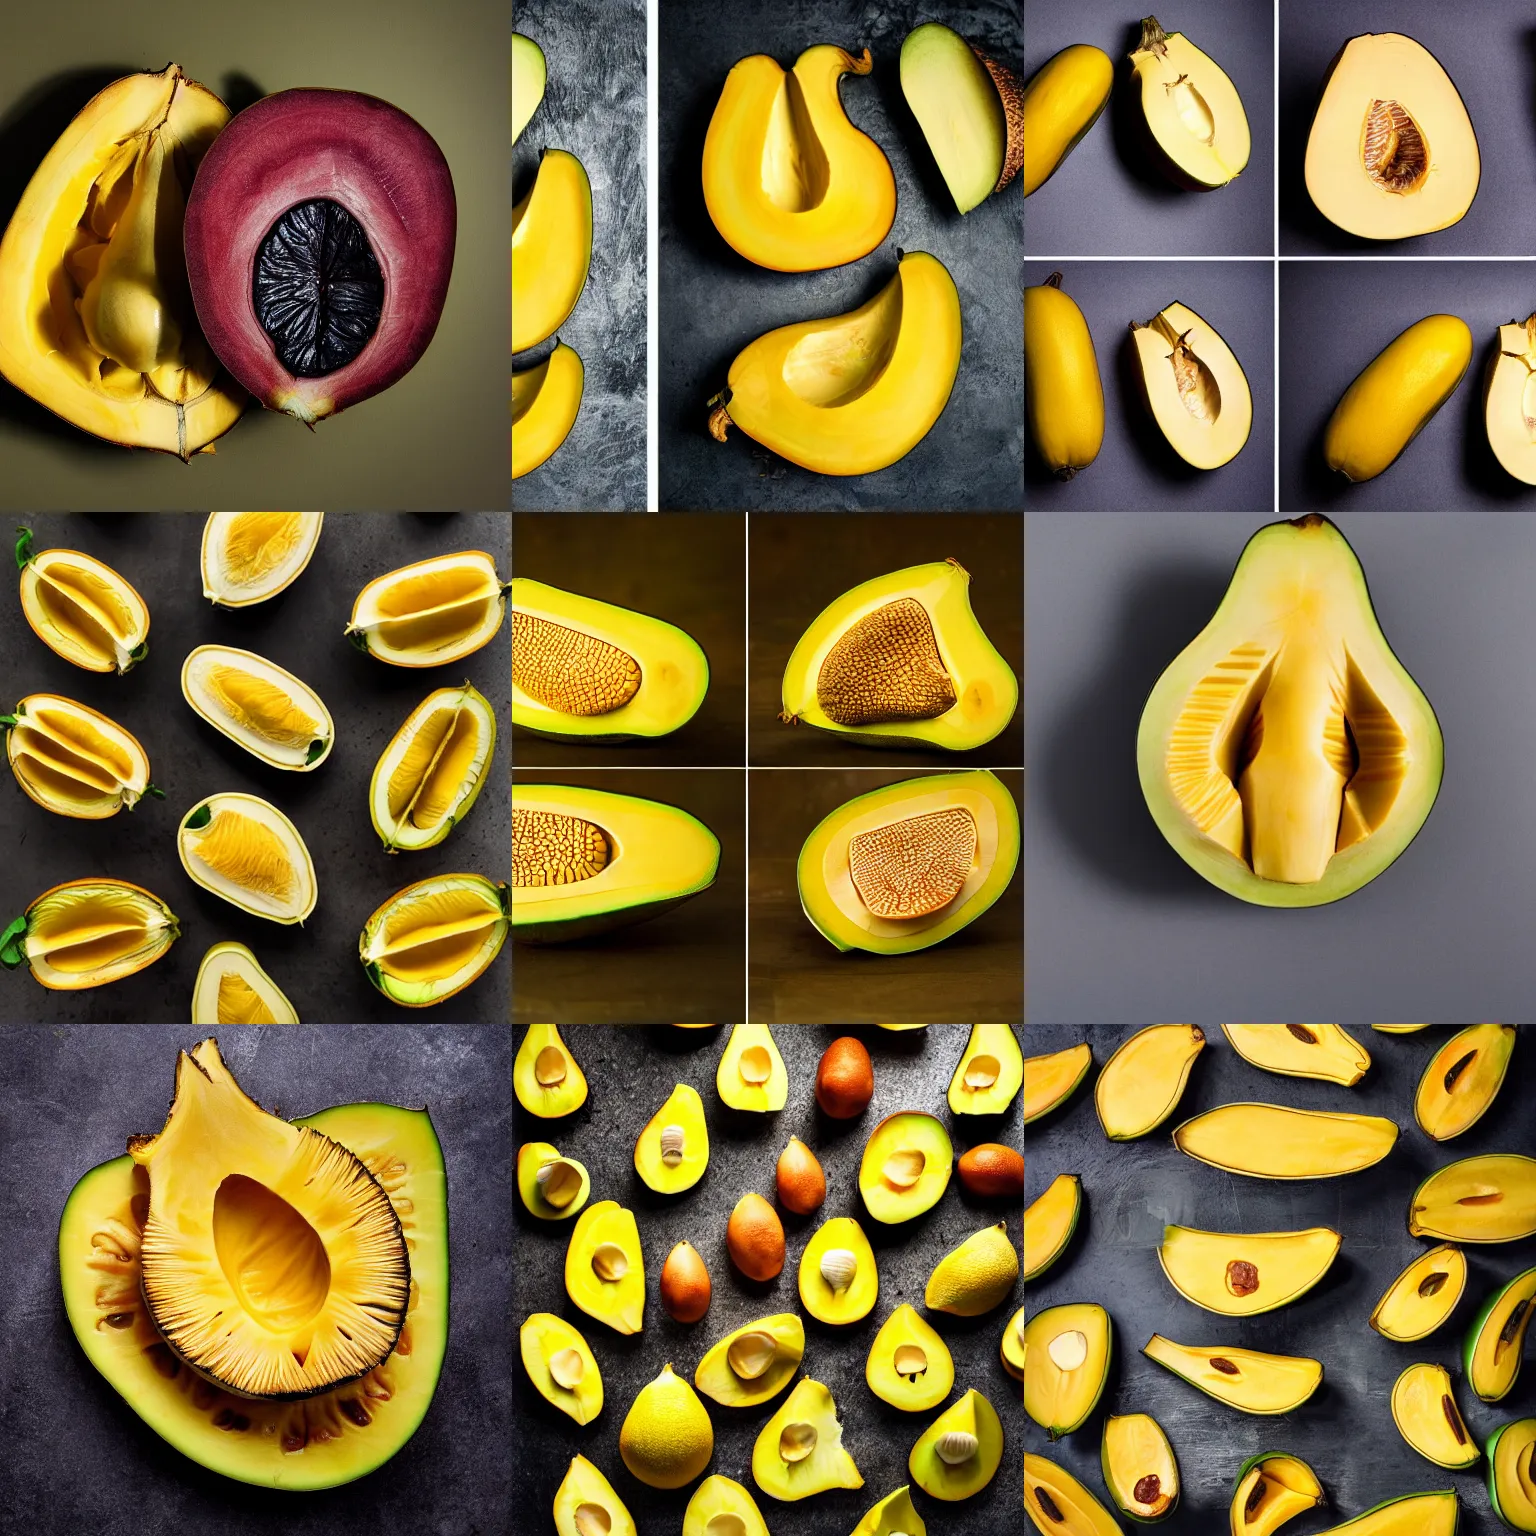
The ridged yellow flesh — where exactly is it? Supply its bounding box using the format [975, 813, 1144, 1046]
[378, 925, 494, 981]
[373, 567, 490, 617]
[379, 887, 498, 948]
[193, 812, 295, 900]
[221, 513, 305, 585]
[206, 666, 320, 749]
[28, 705, 135, 780]
[41, 560, 135, 635]
[376, 601, 494, 655]
[387, 708, 457, 820]
[848, 808, 976, 918]
[15, 743, 119, 796]
[385, 704, 483, 829]
[217, 972, 276, 1024]
[29, 890, 151, 950]
[34, 577, 119, 661]
[40, 928, 148, 971]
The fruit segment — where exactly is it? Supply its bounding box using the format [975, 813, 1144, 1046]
[1369, 1244, 1466, 1341]
[1415, 1023, 1516, 1140]
[17, 532, 150, 674]
[1487, 1419, 1536, 1534]
[347, 550, 509, 667]
[178, 792, 317, 924]
[1409, 1154, 1536, 1242]
[360, 872, 509, 1007]
[1102, 1412, 1179, 1522]
[1129, 16, 1251, 189]
[183, 646, 334, 772]
[1173, 1103, 1398, 1178]
[201, 512, 323, 607]
[1024, 1173, 1082, 1281]
[1130, 301, 1251, 469]
[1, 877, 178, 990]
[1095, 1025, 1204, 1140]
[512, 149, 592, 353]
[1024, 1303, 1111, 1437]
[1027, 1452, 1126, 1536]
[512, 33, 547, 148]
[1228, 1453, 1325, 1536]
[370, 684, 496, 851]
[1158, 1224, 1341, 1316]
[191, 941, 299, 1024]
[1390, 1363, 1478, 1468]
[3, 694, 153, 819]
[1142, 1334, 1322, 1414]
[1222, 1023, 1371, 1085]
[513, 342, 584, 479]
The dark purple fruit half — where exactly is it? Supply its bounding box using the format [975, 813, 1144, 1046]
[183, 89, 455, 424]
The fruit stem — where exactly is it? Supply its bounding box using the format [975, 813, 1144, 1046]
[708, 403, 731, 443]
[1044, 271, 1064, 290]
[1137, 16, 1170, 56]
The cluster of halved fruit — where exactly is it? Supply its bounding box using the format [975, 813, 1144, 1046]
[0, 514, 510, 1014]
[1025, 1024, 1536, 1535]
[59, 1037, 448, 1488]
[516, 1024, 1024, 1535]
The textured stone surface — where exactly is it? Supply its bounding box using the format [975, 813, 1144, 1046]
[0, 1023, 512, 1533]
[514, 0, 648, 511]
[513, 1023, 1022, 1535]
[659, 0, 1024, 510]
[0, 512, 510, 1023]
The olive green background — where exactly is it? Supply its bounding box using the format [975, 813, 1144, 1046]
[512, 514, 746, 767]
[748, 514, 1023, 767]
[0, 0, 508, 509]
[513, 769, 746, 1024]
[748, 769, 1022, 1023]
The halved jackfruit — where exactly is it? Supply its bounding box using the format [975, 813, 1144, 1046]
[1142, 1334, 1322, 1414]
[201, 512, 323, 606]
[1410, 1155, 1536, 1243]
[17, 530, 150, 673]
[1222, 1023, 1371, 1085]
[1159, 1224, 1340, 1316]
[1229, 1451, 1325, 1536]
[1130, 17, 1250, 189]
[346, 551, 509, 667]
[1102, 1412, 1179, 1522]
[360, 872, 510, 1007]
[1174, 1102, 1399, 1178]
[1391, 1362, 1478, 1468]
[369, 684, 496, 851]
[191, 941, 299, 1024]
[178, 792, 318, 924]
[1370, 1244, 1467, 1341]
[1138, 515, 1443, 906]
[3, 693, 156, 818]
[1415, 1023, 1516, 1140]
[182, 645, 334, 771]
[1027, 1452, 1125, 1536]
[1095, 1024, 1204, 1140]
[1130, 302, 1252, 469]
[1465, 1266, 1536, 1403]
[1305, 33, 1479, 239]
[127, 1038, 409, 1399]
[1, 877, 178, 989]
[1487, 1419, 1536, 1535]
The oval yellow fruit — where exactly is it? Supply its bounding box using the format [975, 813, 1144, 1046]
[1022, 44, 1113, 197]
[1025, 273, 1103, 479]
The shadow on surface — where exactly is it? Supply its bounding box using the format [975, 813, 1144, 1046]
[1114, 330, 1205, 484]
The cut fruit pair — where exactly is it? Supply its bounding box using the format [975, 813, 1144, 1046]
[17, 529, 149, 673]
[182, 646, 334, 771]
[201, 511, 323, 606]
[369, 683, 497, 851]
[346, 550, 509, 667]
[360, 872, 510, 1007]
[3, 694, 158, 818]
[2, 878, 179, 989]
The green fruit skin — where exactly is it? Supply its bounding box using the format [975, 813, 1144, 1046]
[1101, 1417, 1179, 1523]
[1042, 1317, 1111, 1439]
[1464, 1269, 1536, 1403]
[1487, 1421, 1536, 1534]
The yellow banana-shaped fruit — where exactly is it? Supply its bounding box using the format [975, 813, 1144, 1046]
[1023, 44, 1114, 196]
[1025, 271, 1103, 480]
[1324, 314, 1472, 483]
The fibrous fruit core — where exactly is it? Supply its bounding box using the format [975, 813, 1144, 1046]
[217, 972, 275, 1024]
[513, 612, 641, 716]
[512, 807, 612, 887]
[848, 808, 977, 918]
[816, 598, 957, 725]
[193, 810, 296, 901]
[1362, 99, 1429, 193]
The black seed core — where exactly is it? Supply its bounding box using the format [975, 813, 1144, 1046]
[254, 199, 384, 377]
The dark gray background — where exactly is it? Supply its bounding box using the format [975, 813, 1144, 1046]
[1023, 0, 1274, 257]
[513, 0, 647, 511]
[0, 513, 510, 1023]
[1280, 0, 1536, 255]
[514, 1023, 1022, 1535]
[1280, 262, 1536, 510]
[0, 1023, 512, 1535]
[1024, 1022, 1536, 1532]
[659, 0, 1024, 511]
[1025, 511, 1536, 1022]
[1025, 261, 1275, 511]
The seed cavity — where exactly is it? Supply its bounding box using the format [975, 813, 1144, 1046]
[1210, 1356, 1240, 1375]
[963, 1054, 1001, 1089]
[816, 598, 957, 726]
[1169, 332, 1220, 423]
[1047, 1329, 1088, 1371]
[738, 1045, 772, 1084]
[819, 1247, 857, 1293]
[536, 1158, 582, 1208]
[780, 1421, 817, 1463]
[1287, 1024, 1319, 1043]
[848, 807, 977, 920]
[659, 1124, 686, 1167]
[1035, 1488, 1065, 1523]
[1167, 73, 1215, 144]
[1444, 1049, 1477, 1091]
[894, 1342, 928, 1379]
[1245, 1476, 1267, 1520]
[882, 1148, 925, 1188]
[574, 1505, 612, 1536]
[706, 1517, 747, 1536]
[1498, 1297, 1532, 1354]
[591, 1243, 628, 1281]
[512, 611, 641, 716]
[1362, 99, 1430, 193]
[512, 807, 612, 888]
[1443, 1393, 1466, 1444]
[1457, 1191, 1504, 1206]
[1134, 1474, 1163, 1506]
[1417, 1270, 1449, 1298]
[726, 1330, 778, 1380]
[1226, 1259, 1260, 1297]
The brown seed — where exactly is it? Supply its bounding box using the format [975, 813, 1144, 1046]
[775, 1137, 827, 1215]
[1245, 1477, 1267, 1520]
[1444, 1049, 1478, 1091]
[1034, 1488, 1064, 1524]
[1134, 1475, 1162, 1505]
[1457, 1192, 1504, 1206]
[1286, 1024, 1319, 1043]
[660, 1240, 712, 1323]
[815, 1037, 874, 1119]
[727, 1192, 785, 1281]
[1443, 1393, 1466, 1445]
[1499, 1297, 1532, 1348]
[1226, 1260, 1260, 1297]
[1417, 1271, 1449, 1298]
[1210, 1356, 1240, 1375]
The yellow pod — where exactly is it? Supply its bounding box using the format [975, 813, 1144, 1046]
[1324, 314, 1472, 482]
[1025, 272, 1103, 479]
[1022, 44, 1113, 196]
[513, 342, 583, 480]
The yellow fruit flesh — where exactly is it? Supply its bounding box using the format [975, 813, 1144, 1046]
[29, 891, 155, 967]
[1175, 1103, 1398, 1178]
[1391, 1362, 1476, 1466]
[220, 513, 305, 586]
[1143, 1335, 1322, 1413]
[1221, 1023, 1371, 1084]
[385, 704, 481, 828]
[1027, 1453, 1124, 1536]
[1231, 1456, 1325, 1536]
[1023, 1303, 1109, 1433]
[512, 613, 643, 717]
[512, 342, 584, 480]
[206, 666, 320, 749]
[1095, 1024, 1204, 1139]
[1131, 303, 1252, 470]
[377, 601, 497, 657]
[1024, 1042, 1092, 1122]
[1131, 22, 1251, 188]
[1159, 1225, 1340, 1315]
[217, 972, 276, 1024]
[1103, 1413, 1177, 1519]
[512, 149, 592, 353]
[33, 569, 129, 666]
[26, 703, 136, 782]
[192, 811, 295, 901]
[1370, 1244, 1466, 1339]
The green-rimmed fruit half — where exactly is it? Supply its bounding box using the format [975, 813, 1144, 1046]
[1487, 1419, 1536, 1533]
[1391, 1362, 1478, 1468]
[1370, 1244, 1467, 1341]
[694, 1313, 804, 1408]
[1158, 1224, 1340, 1316]
[1222, 1023, 1371, 1084]
[1312, 1492, 1458, 1536]
[1027, 1452, 1125, 1535]
[3, 692, 156, 817]
[858, 1111, 953, 1222]
[1142, 1335, 1322, 1415]
[1173, 1102, 1398, 1179]
[1465, 1267, 1536, 1402]
[517, 1141, 591, 1221]
[1, 877, 178, 989]
[521, 1313, 602, 1425]
[909, 1387, 1002, 1501]
[1025, 1173, 1082, 1282]
[369, 683, 496, 850]
[1024, 1302, 1110, 1437]
[191, 940, 299, 1024]
[360, 872, 509, 1006]
[1025, 1042, 1092, 1124]
[1102, 1412, 1179, 1522]
[178, 791, 317, 924]
[1230, 1451, 1325, 1536]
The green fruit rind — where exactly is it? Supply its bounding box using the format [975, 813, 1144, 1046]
[1487, 1421, 1536, 1534]
[1023, 1173, 1082, 1283]
[1464, 1268, 1536, 1402]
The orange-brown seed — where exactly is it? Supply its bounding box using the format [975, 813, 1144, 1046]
[775, 1136, 827, 1215]
[726, 1191, 785, 1281]
[958, 1142, 1024, 1199]
[660, 1240, 712, 1322]
[815, 1036, 874, 1119]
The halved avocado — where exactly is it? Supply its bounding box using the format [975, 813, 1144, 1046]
[1102, 1412, 1179, 1523]
[1023, 1302, 1111, 1438]
[1229, 1452, 1325, 1536]
[517, 1140, 591, 1220]
[1138, 515, 1442, 907]
[950, 1022, 1023, 1113]
[565, 1200, 644, 1334]
[694, 1313, 804, 1408]
[1025, 1041, 1092, 1124]
[1130, 302, 1251, 470]
[858, 1111, 953, 1223]
[1129, 17, 1250, 188]
[1222, 1024, 1371, 1085]
[1158, 1224, 1341, 1317]
[1027, 1452, 1126, 1536]
[797, 770, 1019, 953]
[1305, 33, 1479, 240]
[798, 1216, 877, 1324]
[58, 1098, 446, 1489]
[514, 1023, 589, 1116]
[908, 1388, 1002, 1501]
[1487, 1419, 1536, 1534]
[865, 1302, 954, 1410]
[1410, 1155, 1536, 1242]
[1095, 1025, 1204, 1140]
[1142, 1335, 1322, 1414]
[852, 1484, 928, 1536]
[779, 559, 1017, 752]
[1370, 1244, 1467, 1341]
[750, 1377, 863, 1501]
[717, 1023, 788, 1111]
[1391, 1363, 1478, 1468]
[1465, 1267, 1536, 1402]
[1312, 1492, 1458, 1536]
[554, 1455, 637, 1536]
[512, 577, 709, 742]
[1025, 1173, 1082, 1282]
[1173, 1103, 1399, 1179]
[1415, 1024, 1516, 1141]
[520, 1312, 602, 1425]
[513, 783, 721, 943]
[634, 1083, 709, 1194]
[684, 1475, 772, 1536]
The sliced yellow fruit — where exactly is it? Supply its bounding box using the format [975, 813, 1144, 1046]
[346, 549, 509, 667]
[190, 941, 299, 1024]
[4, 693, 155, 818]
[1173, 1102, 1399, 1178]
[1, 877, 178, 989]
[178, 792, 317, 924]
[1159, 1224, 1341, 1316]
[369, 683, 496, 851]
[1222, 1023, 1371, 1085]
[182, 645, 333, 771]
[17, 530, 149, 673]
[1369, 1244, 1467, 1341]
[359, 872, 509, 1007]
[201, 512, 323, 606]
[1096, 1024, 1204, 1139]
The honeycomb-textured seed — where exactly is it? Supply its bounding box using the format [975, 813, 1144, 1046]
[848, 808, 977, 919]
[512, 808, 612, 887]
[816, 599, 957, 725]
[513, 612, 641, 716]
